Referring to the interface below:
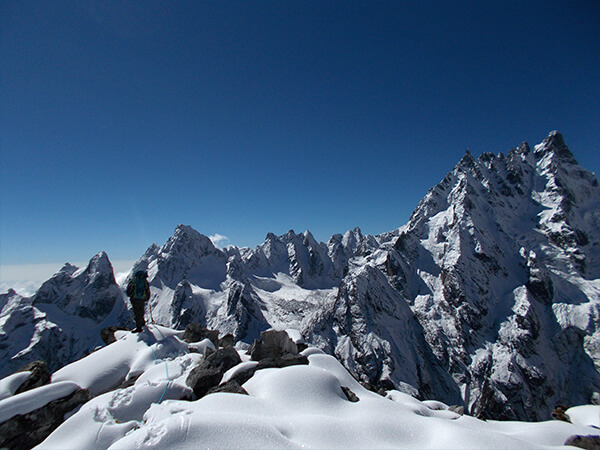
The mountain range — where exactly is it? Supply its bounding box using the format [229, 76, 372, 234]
[2, 131, 599, 421]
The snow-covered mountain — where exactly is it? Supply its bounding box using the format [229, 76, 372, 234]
[0, 253, 131, 378]
[379, 131, 600, 420]
[2, 131, 599, 422]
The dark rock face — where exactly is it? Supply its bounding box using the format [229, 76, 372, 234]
[186, 347, 242, 398]
[228, 367, 258, 386]
[256, 354, 309, 370]
[250, 330, 299, 361]
[564, 435, 600, 450]
[219, 334, 235, 348]
[224, 282, 270, 341]
[13, 360, 50, 395]
[100, 326, 128, 345]
[185, 367, 224, 398]
[171, 281, 200, 328]
[0, 388, 92, 450]
[341, 386, 359, 402]
[182, 323, 220, 347]
[318, 263, 462, 405]
[206, 380, 249, 396]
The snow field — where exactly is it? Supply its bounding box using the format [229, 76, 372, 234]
[107, 351, 596, 449]
[0, 323, 592, 449]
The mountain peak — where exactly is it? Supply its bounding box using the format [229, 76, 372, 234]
[265, 232, 278, 241]
[89, 251, 111, 269]
[174, 223, 201, 238]
[453, 150, 479, 178]
[58, 262, 79, 277]
[167, 224, 218, 253]
[534, 130, 577, 164]
[516, 141, 531, 155]
[83, 251, 116, 285]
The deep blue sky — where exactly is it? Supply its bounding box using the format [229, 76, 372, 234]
[1, 0, 599, 269]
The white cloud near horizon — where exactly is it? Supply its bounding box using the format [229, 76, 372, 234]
[209, 234, 229, 248]
[0, 260, 137, 297]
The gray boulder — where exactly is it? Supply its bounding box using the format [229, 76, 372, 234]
[186, 347, 242, 398]
[228, 366, 258, 386]
[249, 330, 298, 361]
[183, 323, 220, 347]
[219, 334, 235, 348]
[14, 360, 50, 395]
[186, 367, 223, 398]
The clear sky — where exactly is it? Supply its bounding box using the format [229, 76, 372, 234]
[1, 1, 599, 282]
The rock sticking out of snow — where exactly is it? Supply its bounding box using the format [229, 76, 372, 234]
[0, 381, 91, 449]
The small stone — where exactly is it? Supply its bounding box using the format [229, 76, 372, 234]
[341, 386, 359, 402]
[552, 404, 571, 423]
[206, 381, 249, 396]
[448, 405, 465, 415]
[564, 435, 600, 450]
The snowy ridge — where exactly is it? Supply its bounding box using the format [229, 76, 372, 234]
[2, 131, 600, 422]
[2, 325, 598, 449]
[391, 131, 600, 420]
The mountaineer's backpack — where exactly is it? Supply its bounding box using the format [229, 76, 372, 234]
[127, 271, 150, 301]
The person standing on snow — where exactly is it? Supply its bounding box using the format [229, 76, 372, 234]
[126, 270, 151, 332]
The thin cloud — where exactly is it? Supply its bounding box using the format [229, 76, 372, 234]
[209, 234, 230, 248]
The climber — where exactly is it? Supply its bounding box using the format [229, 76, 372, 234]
[126, 270, 151, 333]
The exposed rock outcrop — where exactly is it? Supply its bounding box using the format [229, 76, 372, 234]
[186, 347, 242, 398]
[0, 388, 92, 449]
[13, 360, 50, 395]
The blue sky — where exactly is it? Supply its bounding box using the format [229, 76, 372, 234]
[1, 1, 599, 283]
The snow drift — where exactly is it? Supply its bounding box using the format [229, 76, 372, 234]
[1, 325, 598, 449]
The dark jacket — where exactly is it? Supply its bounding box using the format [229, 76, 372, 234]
[127, 272, 150, 301]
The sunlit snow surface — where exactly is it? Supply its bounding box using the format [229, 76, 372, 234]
[9, 324, 593, 449]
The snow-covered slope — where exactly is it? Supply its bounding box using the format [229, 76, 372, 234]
[2, 131, 599, 422]
[382, 131, 600, 420]
[2, 325, 596, 449]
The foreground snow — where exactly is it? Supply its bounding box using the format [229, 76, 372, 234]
[0, 325, 584, 448]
